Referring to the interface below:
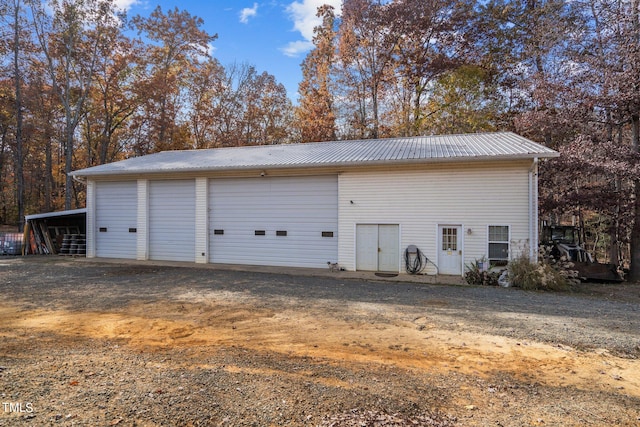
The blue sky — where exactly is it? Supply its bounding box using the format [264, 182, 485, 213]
[118, 0, 342, 102]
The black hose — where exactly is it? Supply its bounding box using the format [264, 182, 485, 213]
[405, 246, 426, 274]
[404, 246, 439, 275]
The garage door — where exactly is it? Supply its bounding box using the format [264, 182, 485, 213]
[209, 175, 338, 268]
[95, 181, 137, 259]
[149, 180, 196, 262]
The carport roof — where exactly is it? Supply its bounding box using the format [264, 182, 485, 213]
[71, 132, 558, 177]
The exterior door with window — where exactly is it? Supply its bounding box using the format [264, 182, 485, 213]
[439, 225, 462, 275]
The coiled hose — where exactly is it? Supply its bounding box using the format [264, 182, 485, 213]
[404, 246, 438, 275]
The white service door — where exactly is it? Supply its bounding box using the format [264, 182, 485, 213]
[438, 225, 462, 275]
[148, 180, 196, 262]
[95, 181, 137, 259]
[356, 224, 378, 271]
[209, 175, 338, 268]
[378, 224, 400, 272]
[355, 224, 400, 272]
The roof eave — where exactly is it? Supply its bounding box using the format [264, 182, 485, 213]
[70, 152, 559, 178]
[25, 208, 87, 221]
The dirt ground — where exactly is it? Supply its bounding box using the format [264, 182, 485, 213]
[0, 257, 639, 426]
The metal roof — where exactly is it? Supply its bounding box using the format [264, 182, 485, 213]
[71, 132, 558, 177]
[25, 208, 87, 221]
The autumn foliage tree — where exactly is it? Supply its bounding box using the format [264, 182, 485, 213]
[30, 0, 123, 209]
[3, 0, 640, 276]
[296, 5, 337, 143]
[130, 6, 217, 154]
[0, 0, 295, 226]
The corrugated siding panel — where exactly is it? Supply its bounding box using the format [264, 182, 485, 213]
[149, 180, 196, 262]
[95, 181, 137, 259]
[209, 175, 338, 268]
[338, 163, 530, 272]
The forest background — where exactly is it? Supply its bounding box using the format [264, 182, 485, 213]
[1, 0, 640, 278]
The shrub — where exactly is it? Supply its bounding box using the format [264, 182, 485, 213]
[507, 254, 572, 291]
[464, 258, 500, 286]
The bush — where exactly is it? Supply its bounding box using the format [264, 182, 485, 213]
[464, 258, 500, 286]
[507, 254, 572, 291]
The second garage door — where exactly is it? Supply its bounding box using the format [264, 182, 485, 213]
[149, 179, 196, 262]
[209, 175, 338, 268]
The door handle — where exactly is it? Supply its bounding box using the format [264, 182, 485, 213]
[378, 247, 381, 252]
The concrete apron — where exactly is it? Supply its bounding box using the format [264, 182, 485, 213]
[74, 257, 466, 286]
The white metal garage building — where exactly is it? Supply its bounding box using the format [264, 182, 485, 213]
[71, 132, 558, 276]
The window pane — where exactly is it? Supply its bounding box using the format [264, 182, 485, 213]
[442, 228, 457, 251]
[489, 226, 509, 242]
[489, 242, 509, 259]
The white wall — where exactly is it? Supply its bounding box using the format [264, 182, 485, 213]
[337, 161, 533, 273]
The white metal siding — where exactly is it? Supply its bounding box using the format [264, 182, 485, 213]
[195, 178, 208, 263]
[136, 179, 148, 260]
[338, 162, 531, 272]
[86, 181, 96, 257]
[209, 175, 338, 268]
[148, 180, 196, 262]
[95, 181, 137, 259]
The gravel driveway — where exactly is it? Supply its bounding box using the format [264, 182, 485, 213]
[0, 257, 639, 426]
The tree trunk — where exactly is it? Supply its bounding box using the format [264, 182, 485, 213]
[0, 127, 7, 224]
[13, 0, 25, 232]
[44, 135, 53, 212]
[64, 125, 74, 210]
[629, 113, 640, 281]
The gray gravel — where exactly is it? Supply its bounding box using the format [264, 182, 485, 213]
[2, 257, 639, 358]
[1, 257, 639, 427]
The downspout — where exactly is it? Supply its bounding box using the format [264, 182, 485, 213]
[529, 158, 539, 262]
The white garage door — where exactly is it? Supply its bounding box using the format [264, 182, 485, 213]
[95, 181, 137, 259]
[149, 180, 196, 262]
[209, 175, 338, 268]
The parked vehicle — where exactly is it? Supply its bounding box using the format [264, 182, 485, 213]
[541, 225, 623, 282]
[0, 233, 23, 256]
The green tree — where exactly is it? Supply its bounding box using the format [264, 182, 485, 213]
[425, 65, 502, 133]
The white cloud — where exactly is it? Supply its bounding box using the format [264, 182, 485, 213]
[284, 0, 341, 56]
[113, 0, 139, 11]
[205, 42, 217, 56]
[192, 42, 217, 62]
[240, 3, 258, 24]
[280, 40, 314, 57]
